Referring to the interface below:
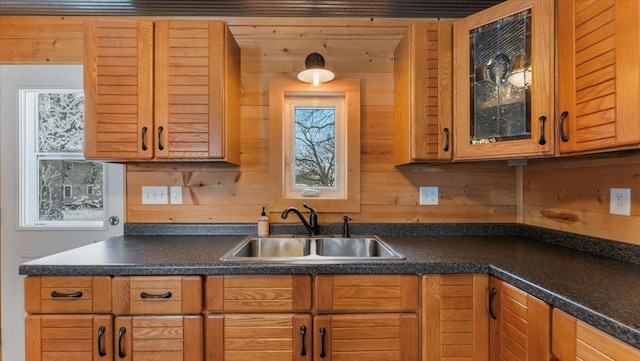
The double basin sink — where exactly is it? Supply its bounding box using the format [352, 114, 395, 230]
[220, 235, 404, 263]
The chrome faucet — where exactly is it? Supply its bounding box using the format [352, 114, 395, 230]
[281, 204, 319, 235]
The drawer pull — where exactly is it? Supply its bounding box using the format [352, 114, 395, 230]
[51, 290, 83, 298]
[319, 327, 327, 358]
[489, 287, 498, 319]
[140, 291, 172, 299]
[559, 111, 569, 142]
[141, 126, 148, 151]
[300, 325, 307, 356]
[157, 126, 164, 151]
[443, 128, 450, 152]
[118, 327, 127, 358]
[97, 325, 107, 357]
[538, 115, 547, 145]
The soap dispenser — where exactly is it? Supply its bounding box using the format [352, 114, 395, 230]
[257, 207, 269, 236]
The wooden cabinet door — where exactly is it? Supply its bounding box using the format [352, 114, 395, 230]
[26, 314, 113, 361]
[394, 22, 453, 164]
[422, 274, 489, 361]
[314, 274, 419, 312]
[557, 0, 640, 153]
[206, 275, 312, 312]
[552, 308, 640, 360]
[489, 278, 550, 361]
[313, 313, 419, 361]
[154, 20, 240, 162]
[453, 0, 555, 160]
[207, 313, 312, 361]
[84, 20, 154, 160]
[115, 315, 203, 361]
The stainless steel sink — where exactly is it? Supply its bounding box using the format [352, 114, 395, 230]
[220, 235, 404, 262]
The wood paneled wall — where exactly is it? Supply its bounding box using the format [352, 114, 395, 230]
[0, 15, 518, 225]
[523, 152, 640, 245]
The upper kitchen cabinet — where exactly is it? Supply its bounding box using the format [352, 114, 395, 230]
[394, 22, 453, 164]
[83, 20, 241, 163]
[453, 0, 555, 160]
[557, 0, 640, 154]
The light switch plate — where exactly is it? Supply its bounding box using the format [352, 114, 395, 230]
[419, 187, 439, 205]
[142, 186, 168, 205]
[610, 188, 631, 216]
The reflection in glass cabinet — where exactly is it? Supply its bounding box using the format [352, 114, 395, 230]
[469, 9, 531, 144]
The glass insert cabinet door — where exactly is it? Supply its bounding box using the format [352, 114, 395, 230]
[453, 0, 554, 160]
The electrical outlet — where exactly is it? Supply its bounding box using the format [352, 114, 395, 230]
[610, 188, 631, 216]
[142, 186, 168, 205]
[419, 186, 439, 205]
[170, 186, 183, 205]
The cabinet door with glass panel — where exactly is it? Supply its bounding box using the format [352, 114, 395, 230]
[453, 0, 554, 160]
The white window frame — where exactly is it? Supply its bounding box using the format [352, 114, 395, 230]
[283, 96, 347, 199]
[18, 88, 105, 228]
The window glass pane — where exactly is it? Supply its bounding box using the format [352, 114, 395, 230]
[38, 159, 103, 222]
[293, 107, 336, 188]
[37, 92, 84, 153]
[469, 9, 531, 144]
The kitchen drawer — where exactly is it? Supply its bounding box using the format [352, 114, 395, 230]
[206, 275, 312, 312]
[112, 276, 203, 315]
[25, 276, 112, 313]
[315, 274, 419, 312]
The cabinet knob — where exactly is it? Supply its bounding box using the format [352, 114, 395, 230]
[489, 287, 498, 319]
[443, 128, 450, 152]
[141, 127, 148, 151]
[559, 111, 570, 142]
[538, 116, 547, 145]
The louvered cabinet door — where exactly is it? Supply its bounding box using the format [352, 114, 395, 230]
[84, 20, 154, 160]
[25, 314, 113, 361]
[422, 274, 489, 361]
[206, 314, 312, 361]
[115, 315, 203, 361]
[154, 20, 241, 162]
[489, 278, 551, 361]
[557, 0, 640, 153]
[394, 21, 453, 164]
[313, 313, 419, 361]
[552, 309, 640, 360]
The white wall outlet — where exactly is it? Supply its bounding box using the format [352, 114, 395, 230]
[610, 188, 631, 216]
[170, 186, 183, 205]
[142, 186, 168, 205]
[419, 186, 439, 205]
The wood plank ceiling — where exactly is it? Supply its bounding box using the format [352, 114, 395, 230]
[0, 0, 505, 18]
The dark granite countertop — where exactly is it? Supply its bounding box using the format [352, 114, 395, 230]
[19, 231, 640, 349]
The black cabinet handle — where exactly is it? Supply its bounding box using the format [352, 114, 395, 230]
[300, 325, 307, 356]
[51, 290, 83, 298]
[489, 287, 498, 319]
[538, 115, 547, 145]
[319, 327, 327, 358]
[443, 128, 450, 152]
[141, 126, 148, 151]
[157, 126, 164, 151]
[118, 327, 126, 358]
[97, 325, 107, 357]
[559, 111, 569, 142]
[140, 291, 172, 299]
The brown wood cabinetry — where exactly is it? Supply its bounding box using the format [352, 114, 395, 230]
[205, 274, 419, 361]
[24, 276, 114, 361]
[394, 22, 453, 164]
[112, 275, 203, 315]
[488, 277, 551, 361]
[84, 20, 240, 162]
[557, 0, 640, 154]
[453, 0, 555, 160]
[552, 308, 640, 359]
[422, 274, 489, 361]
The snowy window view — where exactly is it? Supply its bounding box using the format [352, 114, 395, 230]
[21, 90, 104, 225]
[293, 107, 336, 188]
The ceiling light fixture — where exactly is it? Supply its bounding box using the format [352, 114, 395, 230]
[297, 52, 335, 86]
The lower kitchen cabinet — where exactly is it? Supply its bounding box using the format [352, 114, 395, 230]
[115, 315, 203, 361]
[552, 308, 640, 360]
[314, 313, 419, 361]
[207, 314, 312, 361]
[489, 277, 551, 361]
[25, 314, 113, 361]
[422, 274, 489, 361]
